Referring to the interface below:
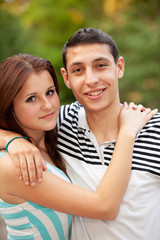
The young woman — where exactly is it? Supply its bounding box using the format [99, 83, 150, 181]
[0, 54, 157, 240]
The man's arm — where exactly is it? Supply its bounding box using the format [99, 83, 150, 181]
[0, 129, 46, 186]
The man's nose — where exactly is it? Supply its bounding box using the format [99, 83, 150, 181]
[85, 69, 99, 85]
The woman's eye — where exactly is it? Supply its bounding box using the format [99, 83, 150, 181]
[26, 96, 35, 102]
[46, 90, 54, 96]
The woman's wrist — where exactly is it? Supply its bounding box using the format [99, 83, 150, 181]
[118, 127, 137, 141]
[6, 136, 28, 151]
[0, 130, 22, 149]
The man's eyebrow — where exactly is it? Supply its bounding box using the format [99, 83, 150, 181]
[92, 57, 111, 63]
[70, 62, 82, 67]
[69, 57, 111, 67]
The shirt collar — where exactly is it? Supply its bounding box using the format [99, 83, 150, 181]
[78, 107, 90, 131]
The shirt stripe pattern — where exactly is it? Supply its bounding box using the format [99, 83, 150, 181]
[57, 101, 160, 176]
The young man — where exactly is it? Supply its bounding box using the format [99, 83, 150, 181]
[1, 28, 160, 239]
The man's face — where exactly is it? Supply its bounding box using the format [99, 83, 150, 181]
[61, 43, 124, 114]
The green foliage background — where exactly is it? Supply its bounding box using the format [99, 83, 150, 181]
[0, 0, 160, 108]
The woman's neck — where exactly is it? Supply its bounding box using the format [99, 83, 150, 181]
[26, 130, 46, 150]
[29, 132, 55, 166]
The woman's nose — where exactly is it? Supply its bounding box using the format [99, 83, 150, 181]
[41, 97, 52, 110]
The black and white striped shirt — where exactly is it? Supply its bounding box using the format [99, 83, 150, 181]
[57, 101, 160, 240]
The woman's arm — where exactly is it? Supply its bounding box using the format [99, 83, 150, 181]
[0, 104, 157, 220]
[0, 104, 156, 186]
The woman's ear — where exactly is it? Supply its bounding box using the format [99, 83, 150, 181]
[61, 68, 71, 89]
[117, 57, 124, 79]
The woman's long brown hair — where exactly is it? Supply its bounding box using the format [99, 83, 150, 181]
[0, 54, 67, 174]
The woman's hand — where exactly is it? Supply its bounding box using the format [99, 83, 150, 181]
[119, 102, 158, 137]
[7, 138, 46, 186]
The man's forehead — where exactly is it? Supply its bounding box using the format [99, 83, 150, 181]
[66, 44, 112, 64]
[67, 43, 110, 52]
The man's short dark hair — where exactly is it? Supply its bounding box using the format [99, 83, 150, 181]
[62, 27, 119, 70]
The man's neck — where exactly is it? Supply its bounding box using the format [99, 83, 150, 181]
[86, 103, 122, 144]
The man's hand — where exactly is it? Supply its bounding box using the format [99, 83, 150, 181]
[7, 138, 46, 186]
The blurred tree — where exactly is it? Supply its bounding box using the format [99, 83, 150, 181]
[0, 1, 37, 61]
[0, 0, 159, 108]
[103, 0, 132, 17]
[0, 8, 23, 60]
[110, 0, 160, 109]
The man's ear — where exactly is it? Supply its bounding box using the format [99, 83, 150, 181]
[117, 57, 124, 79]
[61, 68, 71, 89]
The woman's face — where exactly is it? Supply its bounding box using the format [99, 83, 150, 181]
[13, 70, 60, 137]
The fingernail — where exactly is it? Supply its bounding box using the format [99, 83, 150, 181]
[31, 182, 36, 187]
[38, 178, 42, 183]
[25, 180, 30, 185]
[19, 176, 22, 180]
[123, 101, 127, 106]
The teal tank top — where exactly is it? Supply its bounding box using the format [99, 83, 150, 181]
[0, 151, 72, 240]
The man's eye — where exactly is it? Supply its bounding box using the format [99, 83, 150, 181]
[26, 96, 35, 102]
[73, 68, 82, 73]
[46, 90, 54, 96]
[97, 63, 107, 68]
